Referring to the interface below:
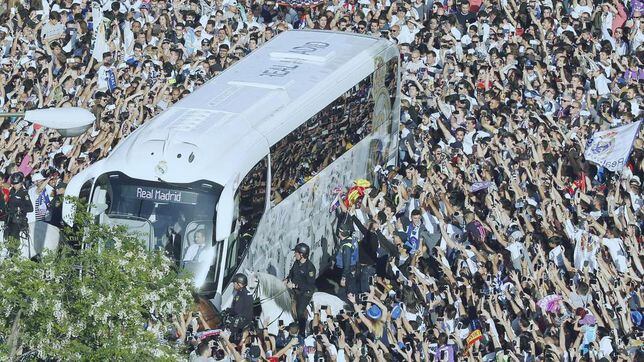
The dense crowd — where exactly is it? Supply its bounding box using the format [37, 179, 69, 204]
[1, 0, 643, 360]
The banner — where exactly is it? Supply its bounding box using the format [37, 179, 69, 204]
[470, 181, 492, 192]
[18, 154, 33, 176]
[584, 121, 641, 172]
[107, 68, 117, 92]
[277, 0, 325, 7]
[466, 329, 482, 347]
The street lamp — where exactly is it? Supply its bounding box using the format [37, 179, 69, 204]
[0, 107, 95, 137]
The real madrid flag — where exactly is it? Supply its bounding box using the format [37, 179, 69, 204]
[277, 0, 324, 6]
[584, 121, 641, 172]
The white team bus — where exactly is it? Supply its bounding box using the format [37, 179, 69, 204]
[62, 30, 400, 303]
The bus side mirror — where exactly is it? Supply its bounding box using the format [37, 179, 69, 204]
[63, 173, 92, 226]
[215, 181, 235, 241]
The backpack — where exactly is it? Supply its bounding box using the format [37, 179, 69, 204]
[335, 238, 359, 269]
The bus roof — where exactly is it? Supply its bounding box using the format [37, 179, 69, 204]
[104, 30, 398, 186]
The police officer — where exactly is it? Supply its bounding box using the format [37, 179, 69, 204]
[229, 273, 253, 322]
[0, 172, 7, 226]
[4, 172, 33, 245]
[336, 228, 358, 295]
[225, 273, 253, 343]
[285, 242, 316, 336]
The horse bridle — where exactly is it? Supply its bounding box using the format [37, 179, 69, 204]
[249, 275, 292, 328]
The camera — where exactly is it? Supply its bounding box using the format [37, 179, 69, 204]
[213, 348, 225, 360]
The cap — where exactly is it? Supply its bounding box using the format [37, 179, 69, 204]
[366, 305, 382, 320]
[631, 310, 642, 327]
[32, 173, 46, 183]
[10, 172, 25, 185]
[19, 57, 32, 66]
[391, 303, 403, 320]
[579, 313, 597, 326]
[248, 345, 261, 358]
[510, 230, 523, 241]
[630, 175, 641, 186]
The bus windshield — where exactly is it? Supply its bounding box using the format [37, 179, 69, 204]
[91, 172, 224, 291]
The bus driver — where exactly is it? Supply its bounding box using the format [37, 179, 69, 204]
[182, 229, 212, 263]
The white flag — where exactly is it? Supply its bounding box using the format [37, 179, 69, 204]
[91, 1, 109, 62]
[584, 121, 641, 172]
[91, 20, 110, 62]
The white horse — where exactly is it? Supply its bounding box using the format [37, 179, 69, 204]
[246, 271, 348, 336]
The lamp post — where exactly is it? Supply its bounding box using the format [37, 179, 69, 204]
[0, 107, 95, 137]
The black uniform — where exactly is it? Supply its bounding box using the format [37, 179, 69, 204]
[4, 187, 33, 242]
[0, 190, 6, 222]
[45, 194, 64, 227]
[287, 259, 316, 335]
[230, 286, 254, 322]
[226, 286, 254, 343]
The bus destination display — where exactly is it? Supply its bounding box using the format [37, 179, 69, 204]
[124, 185, 199, 205]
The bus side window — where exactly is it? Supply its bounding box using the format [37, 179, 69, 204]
[270, 68, 375, 204]
[224, 157, 268, 284]
[79, 179, 93, 204]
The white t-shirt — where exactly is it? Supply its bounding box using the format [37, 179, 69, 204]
[594, 73, 611, 96]
[96, 65, 114, 91]
[397, 24, 419, 44]
[548, 245, 565, 268]
[506, 241, 524, 262]
[41, 21, 65, 41]
[565, 220, 600, 271]
[570, 5, 593, 19]
[189, 352, 216, 362]
[27, 185, 54, 223]
[601, 237, 628, 273]
[568, 291, 592, 309]
[303, 335, 316, 362]
[598, 336, 613, 358]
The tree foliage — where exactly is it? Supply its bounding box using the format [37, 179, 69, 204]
[0, 198, 194, 360]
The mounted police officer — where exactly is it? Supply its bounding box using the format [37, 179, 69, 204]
[225, 273, 254, 342]
[4, 172, 33, 247]
[285, 242, 316, 336]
